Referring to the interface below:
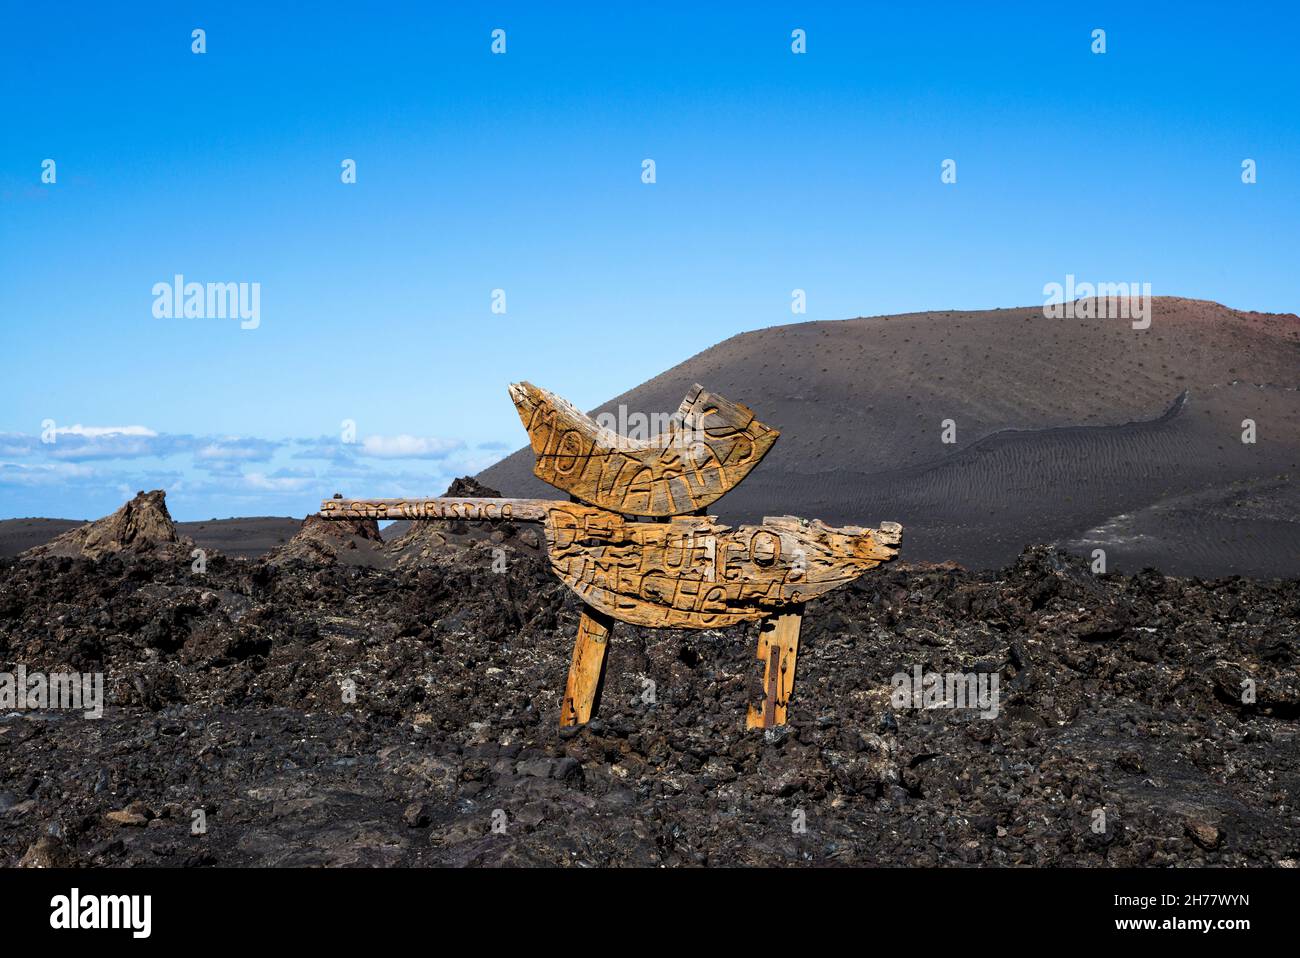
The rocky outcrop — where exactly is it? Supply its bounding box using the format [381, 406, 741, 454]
[443, 476, 503, 499]
[267, 513, 386, 567]
[385, 521, 451, 567]
[384, 477, 528, 567]
[253, 477, 529, 569]
[21, 490, 186, 560]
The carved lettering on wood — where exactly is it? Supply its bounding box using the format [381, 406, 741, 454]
[508, 381, 780, 517]
[320, 379, 904, 729]
[539, 501, 901, 629]
[322, 497, 902, 631]
[320, 496, 544, 522]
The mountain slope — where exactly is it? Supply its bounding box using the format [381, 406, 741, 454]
[479, 298, 1299, 576]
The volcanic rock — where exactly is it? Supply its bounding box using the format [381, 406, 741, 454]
[403, 802, 432, 828]
[20, 489, 186, 561]
[1185, 819, 1223, 850]
[17, 836, 78, 868]
[384, 476, 527, 567]
[105, 809, 149, 827]
[444, 476, 503, 499]
[385, 521, 451, 567]
[267, 512, 386, 567]
[1, 538, 1294, 867]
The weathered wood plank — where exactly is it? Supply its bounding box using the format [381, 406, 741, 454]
[319, 380, 903, 731]
[508, 381, 780, 517]
[320, 497, 550, 522]
[746, 604, 803, 729]
[561, 605, 613, 727]
[321, 497, 902, 630]
[540, 501, 901, 629]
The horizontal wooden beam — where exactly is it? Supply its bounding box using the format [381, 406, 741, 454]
[320, 497, 551, 522]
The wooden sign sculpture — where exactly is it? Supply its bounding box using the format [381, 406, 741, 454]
[321, 383, 903, 730]
[507, 381, 779, 517]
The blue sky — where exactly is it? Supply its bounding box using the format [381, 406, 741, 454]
[2, 1, 1297, 519]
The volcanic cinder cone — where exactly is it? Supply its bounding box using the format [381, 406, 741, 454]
[22, 489, 183, 560]
[479, 298, 1300, 577]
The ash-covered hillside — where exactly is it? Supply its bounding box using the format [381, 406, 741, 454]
[480, 298, 1299, 577]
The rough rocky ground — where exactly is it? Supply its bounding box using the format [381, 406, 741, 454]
[1, 513, 1296, 866]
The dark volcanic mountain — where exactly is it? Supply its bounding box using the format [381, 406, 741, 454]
[480, 298, 1299, 577]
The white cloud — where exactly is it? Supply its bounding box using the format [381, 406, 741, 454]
[194, 437, 282, 462]
[360, 434, 464, 459]
[0, 434, 41, 456]
[49, 436, 169, 461]
[244, 471, 316, 492]
[0, 461, 98, 486]
[55, 424, 158, 438]
[290, 436, 358, 462]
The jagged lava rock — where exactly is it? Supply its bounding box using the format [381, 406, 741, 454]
[268, 512, 386, 567]
[383, 476, 532, 566]
[20, 490, 188, 561]
[444, 476, 503, 499]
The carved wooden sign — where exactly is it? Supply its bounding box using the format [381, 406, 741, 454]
[509, 381, 779, 517]
[321, 383, 902, 729]
[326, 496, 900, 630]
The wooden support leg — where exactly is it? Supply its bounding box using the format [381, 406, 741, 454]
[746, 604, 804, 729]
[561, 605, 614, 728]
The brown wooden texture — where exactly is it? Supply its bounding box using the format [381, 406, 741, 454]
[746, 605, 803, 728]
[540, 502, 901, 629]
[560, 606, 613, 727]
[508, 381, 780, 517]
[319, 381, 903, 729]
[320, 496, 551, 522]
[321, 497, 903, 630]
